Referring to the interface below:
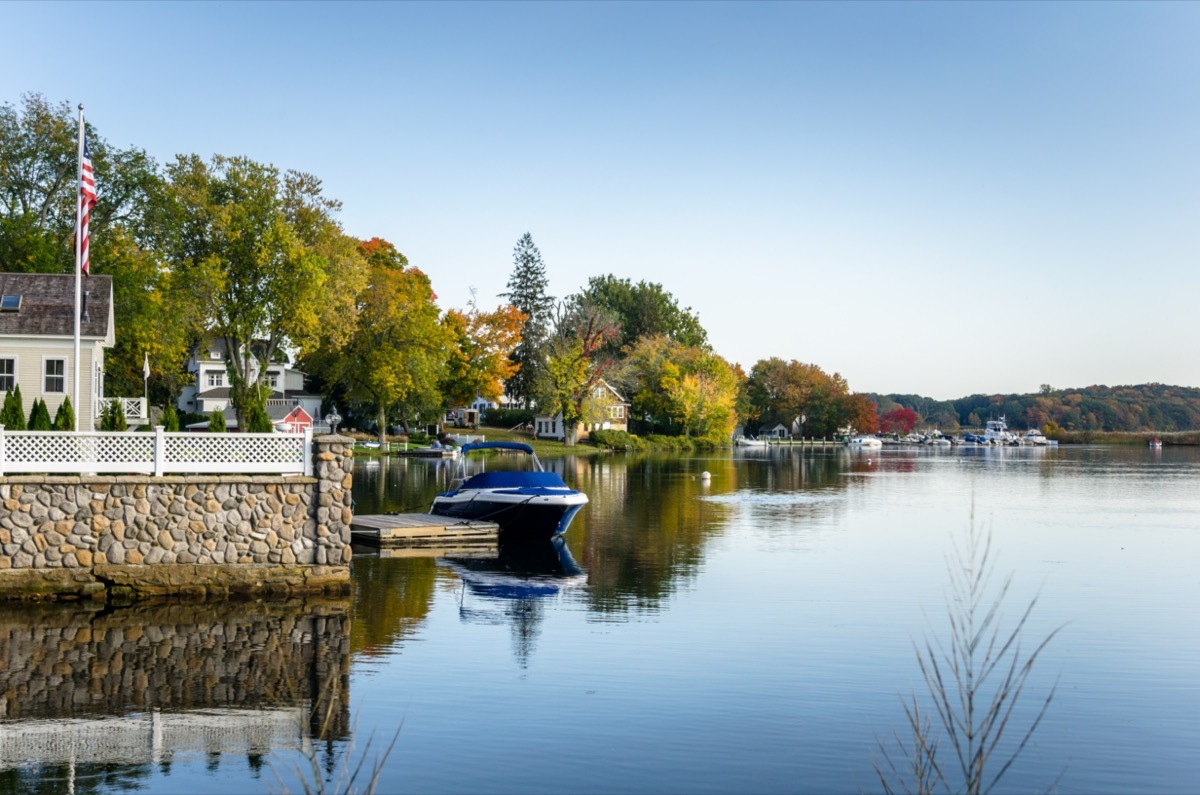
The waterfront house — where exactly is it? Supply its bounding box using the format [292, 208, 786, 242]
[0, 272, 114, 431]
[534, 379, 630, 441]
[758, 423, 789, 440]
[177, 339, 323, 421]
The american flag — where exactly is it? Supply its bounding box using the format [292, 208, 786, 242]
[79, 136, 96, 276]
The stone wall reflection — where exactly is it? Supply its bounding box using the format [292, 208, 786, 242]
[0, 599, 351, 739]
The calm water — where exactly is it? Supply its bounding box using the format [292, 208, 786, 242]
[2, 445, 1198, 794]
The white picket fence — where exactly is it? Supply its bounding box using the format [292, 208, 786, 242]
[0, 426, 313, 477]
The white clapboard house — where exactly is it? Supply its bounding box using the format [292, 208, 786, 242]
[0, 272, 114, 431]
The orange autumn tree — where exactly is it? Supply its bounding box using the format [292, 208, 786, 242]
[305, 237, 451, 445]
[439, 304, 526, 411]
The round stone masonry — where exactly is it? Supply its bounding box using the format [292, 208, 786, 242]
[0, 436, 354, 600]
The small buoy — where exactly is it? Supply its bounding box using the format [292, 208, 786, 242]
[700, 471, 711, 480]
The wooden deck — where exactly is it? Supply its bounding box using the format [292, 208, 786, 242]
[350, 513, 498, 550]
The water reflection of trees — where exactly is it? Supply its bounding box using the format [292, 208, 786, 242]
[559, 450, 852, 616]
[553, 454, 728, 615]
[349, 451, 854, 627]
[350, 555, 438, 656]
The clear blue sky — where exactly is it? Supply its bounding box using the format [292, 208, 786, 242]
[5, 1, 1198, 399]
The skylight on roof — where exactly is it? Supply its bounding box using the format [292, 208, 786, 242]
[0, 295, 21, 312]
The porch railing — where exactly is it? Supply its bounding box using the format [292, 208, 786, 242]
[0, 426, 313, 477]
[96, 397, 149, 423]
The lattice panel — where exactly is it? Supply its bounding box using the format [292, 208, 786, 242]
[163, 432, 305, 474]
[0, 431, 307, 475]
[4, 432, 155, 473]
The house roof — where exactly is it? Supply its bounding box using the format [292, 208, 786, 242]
[593, 378, 629, 403]
[0, 273, 113, 338]
[193, 337, 293, 365]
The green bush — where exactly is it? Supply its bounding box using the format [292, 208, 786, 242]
[179, 411, 207, 428]
[645, 434, 697, 452]
[589, 429, 646, 451]
[161, 404, 180, 432]
[52, 395, 73, 431]
[245, 402, 274, 433]
[208, 410, 226, 433]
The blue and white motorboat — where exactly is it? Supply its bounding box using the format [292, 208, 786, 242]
[429, 442, 588, 539]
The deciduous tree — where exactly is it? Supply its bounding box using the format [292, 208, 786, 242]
[570, 275, 708, 356]
[160, 154, 366, 428]
[880, 406, 919, 434]
[440, 304, 525, 410]
[0, 94, 192, 400]
[624, 335, 742, 445]
[534, 300, 621, 445]
[306, 239, 450, 446]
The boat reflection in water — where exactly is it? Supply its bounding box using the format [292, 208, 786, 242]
[439, 537, 586, 665]
[440, 536, 587, 602]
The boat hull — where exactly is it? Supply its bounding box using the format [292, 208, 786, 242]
[430, 493, 586, 540]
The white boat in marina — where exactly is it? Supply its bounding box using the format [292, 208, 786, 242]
[983, 416, 1015, 444]
[1023, 428, 1055, 446]
[845, 435, 883, 449]
[734, 436, 769, 447]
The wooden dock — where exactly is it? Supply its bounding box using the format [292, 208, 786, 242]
[350, 513, 498, 552]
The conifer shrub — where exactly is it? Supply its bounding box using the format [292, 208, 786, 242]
[111, 402, 128, 431]
[53, 396, 74, 431]
[161, 404, 180, 432]
[2, 385, 26, 430]
[208, 409, 226, 433]
[246, 403, 274, 433]
[27, 398, 52, 430]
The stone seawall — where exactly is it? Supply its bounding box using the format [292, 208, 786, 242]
[0, 435, 354, 601]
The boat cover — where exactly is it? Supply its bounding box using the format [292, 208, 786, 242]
[460, 441, 534, 455]
[459, 471, 568, 490]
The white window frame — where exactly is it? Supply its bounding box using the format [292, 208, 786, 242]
[207, 371, 224, 388]
[43, 357, 66, 394]
[608, 404, 625, 420]
[0, 356, 16, 394]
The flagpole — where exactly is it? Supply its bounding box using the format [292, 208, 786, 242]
[73, 104, 84, 432]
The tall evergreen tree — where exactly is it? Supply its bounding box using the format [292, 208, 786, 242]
[499, 233, 555, 408]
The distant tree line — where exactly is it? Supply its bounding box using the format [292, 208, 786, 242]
[868, 383, 1200, 433]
